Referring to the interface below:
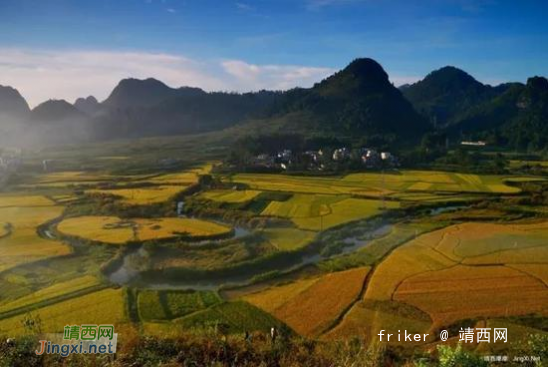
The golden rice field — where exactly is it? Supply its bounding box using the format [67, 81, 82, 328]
[199, 189, 262, 203]
[0, 288, 126, 336]
[261, 194, 399, 231]
[0, 275, 100, 314]
[145, 163, 212, 185]
[232, 170, 521, 199]
[261, 227, 316, 251]
[57, 216, 232, 244]
[0, 195, 55, 207]
[394, 265, 548, 328]
[324, 301, 431, 343]
[357, 221, 548, 332]
[86, 185, 188, 205]
[0, 203, 70, 272]
[244, 267, 369, 336]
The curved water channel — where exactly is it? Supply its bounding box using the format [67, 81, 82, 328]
[43, 205, 460, 291]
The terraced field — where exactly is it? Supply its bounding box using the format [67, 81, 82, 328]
[0, 199, 70, 272]
[244, 267, 369, 336]
[0, 288, 126, 336]
[261, 194, 398, 231]
[57, 216, 232, 244]
[330, 221, 548, 339]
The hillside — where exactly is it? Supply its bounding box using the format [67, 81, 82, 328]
[265, 58, 430, 142]
[402, 66, 510, 127]
[0, 85, 30, 119]
[454, 76, 548, 150]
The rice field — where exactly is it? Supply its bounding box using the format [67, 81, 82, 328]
[57, 216, 232, 244]
[394, 265, 548, 328]
[86, 185, 188, 205]
[361, 221, 548, 331]
[176, 301, 287, 334]
[244, 267, 369, 336]
[0, 276, 101, 315]
[199, 189, 262, 203]
[0, 288, 126, 336]
[232, 170, 522, 198]
[261, 227, 316, 251]
[138, 290, 222, 321]
[261, 194, 398, 231]
[324, 300, 431, 343]
[0, 204, 70, 272]
[0, 195, 55, 207]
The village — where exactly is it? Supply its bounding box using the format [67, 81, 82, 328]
[247, 147, 399, 172]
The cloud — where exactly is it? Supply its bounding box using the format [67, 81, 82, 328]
[389, 75, 421, 86]
[0, 48, 335, 107]
[235, 2, 253, 11]
[221, 60, 335, 90]
[166, 7, 176, 13]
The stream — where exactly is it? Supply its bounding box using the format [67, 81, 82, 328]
[43, 204, 459, 291]
[105, 222, 395, 290]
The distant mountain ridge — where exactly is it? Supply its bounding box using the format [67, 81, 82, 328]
[0, 58, 547, 149]
[0, 85, 30, 119]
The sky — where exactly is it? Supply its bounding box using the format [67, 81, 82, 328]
[0, 0, 547, 107]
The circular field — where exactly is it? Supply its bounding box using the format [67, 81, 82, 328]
[57, 216, 232, 244]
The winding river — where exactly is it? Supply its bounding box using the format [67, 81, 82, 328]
[43, 204, 458, 291]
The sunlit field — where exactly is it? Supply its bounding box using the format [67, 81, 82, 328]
[57, 216, 232, 244]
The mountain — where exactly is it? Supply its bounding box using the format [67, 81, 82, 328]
[102, 78, 206, 109]
[454, 76, 548, 150]
[74, 96, 100, 116]
[262, 58, 430, 142]
[31, 99, 85, 122]
[402, 66, 506, 127]
[0, 85, 30, 119]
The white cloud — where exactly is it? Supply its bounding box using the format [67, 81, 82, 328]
[221, 60, 335, 90]
[389, 75, 421, 86]
[0, 48, 335, 107]
[235, 2, 253, 11]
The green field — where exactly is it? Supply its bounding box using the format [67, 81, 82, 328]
[261, 227, 317, 251]
[175, 300, 289, 334]
[199, 189, 262, 203]
[261, 194, 399, 230]
[232, 170, 522, 198]
[138, 290, 222, 321]
[86, 185, 189, 205]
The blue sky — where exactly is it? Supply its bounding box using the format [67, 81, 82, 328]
[0, 0, 547, 106]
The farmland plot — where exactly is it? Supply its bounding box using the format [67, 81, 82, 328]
[0, 288, 126, 336]
[245, 267, 369, 336]
[261, 194, 397, 231]
[362, 221, 548, 332]
[57, 216, 231, 244]
[87, 185, 188, 205]
[0, 204, 69, 272]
